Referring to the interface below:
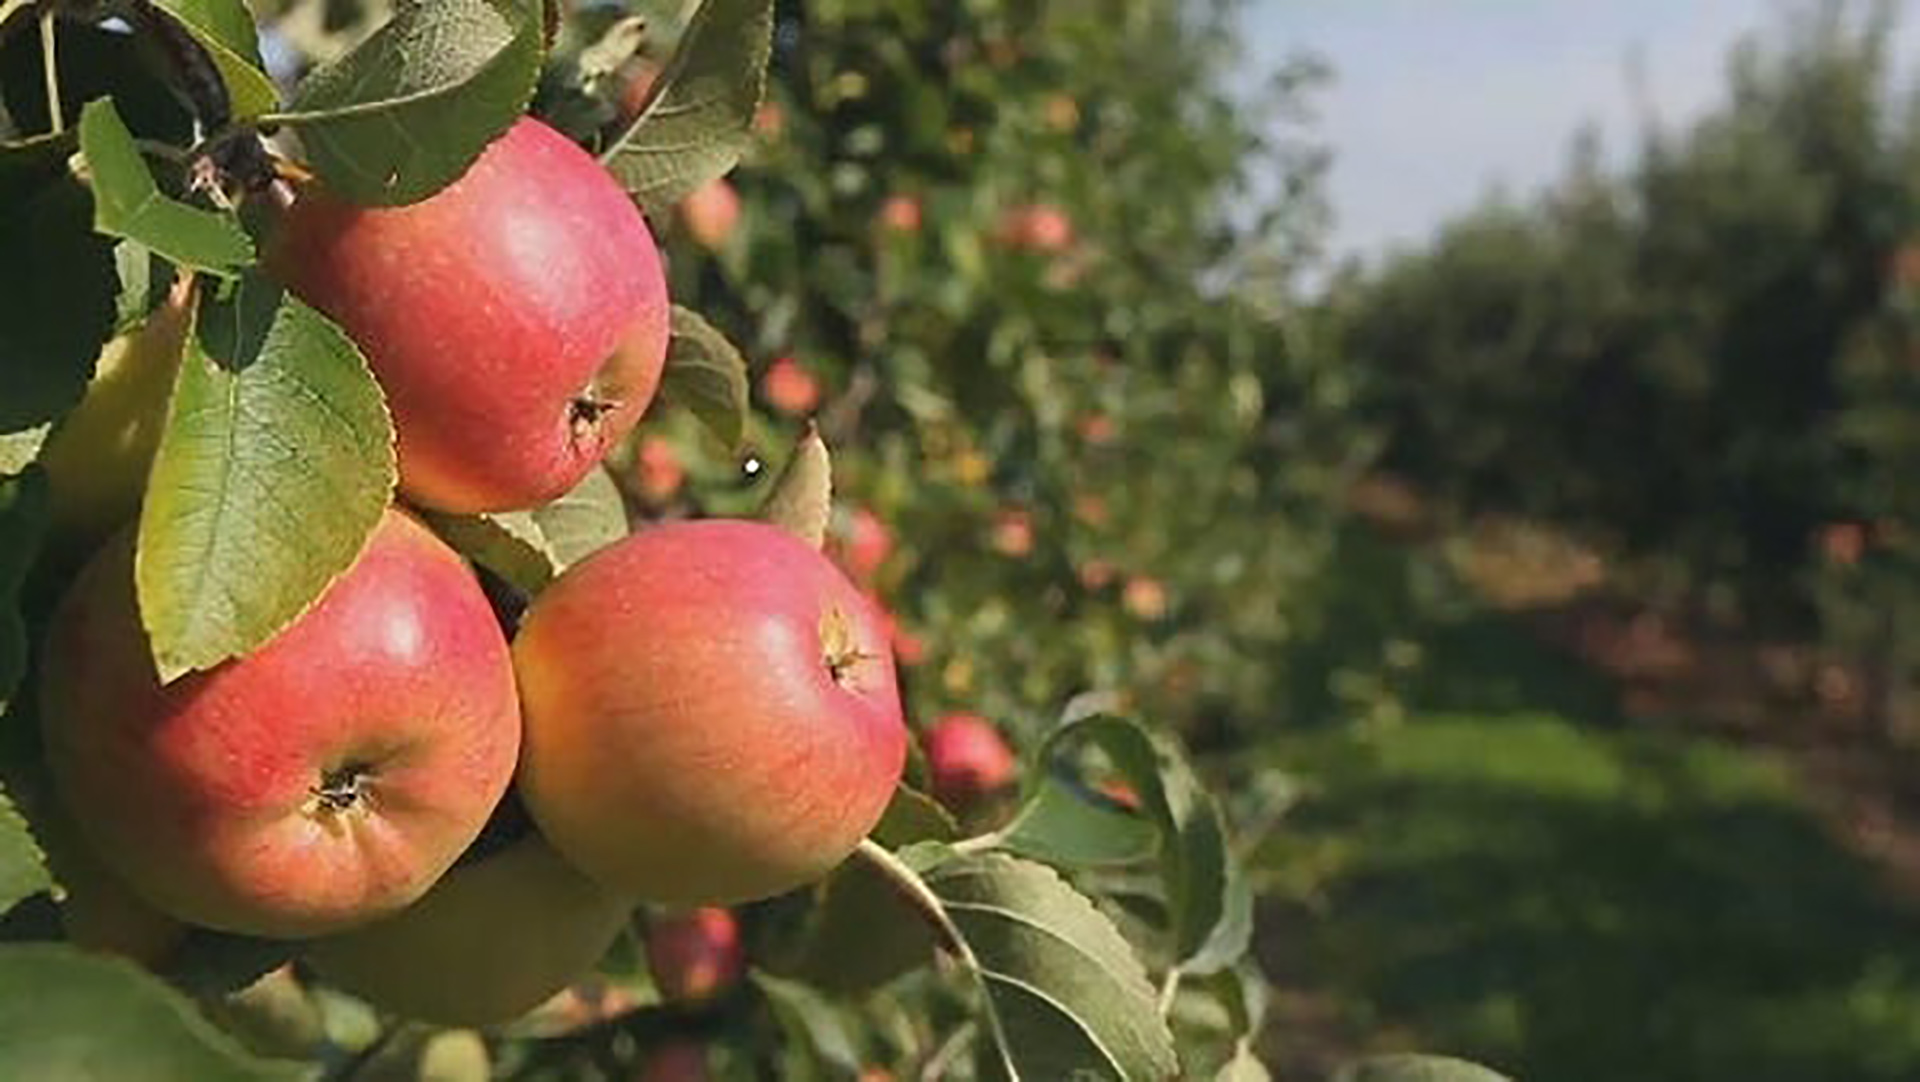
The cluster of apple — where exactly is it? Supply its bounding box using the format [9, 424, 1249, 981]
[33, 117, 911, 1025]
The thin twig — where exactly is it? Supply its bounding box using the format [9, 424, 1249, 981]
[917, 1020, 978, 1082]
[38, 6, 60, 136]
[1156, 967, 1183, 1016]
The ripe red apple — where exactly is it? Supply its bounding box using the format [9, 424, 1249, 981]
[647, 907, 743, 1003]
[38, 510, 522, 937]
[630, 435, 686, 504]
[1077, 558, 1116, 590]
[514, 519, 906, 905]
[679, 178, 742, 252]
[306, 835, 633, 1026]
[877, 195, 922, 234]
[1123, 576, 1169, 621]
[638, 1040, 710, 1082]
[269, 117, 671, 514]
[760, 357, 821, 416]
[1077, 412, 1116, 445]
[834, 506, 893, 582]
[998, 203, 1074, 252]
[924, 714, 1017, 810]
[991, 509, 1034, 557]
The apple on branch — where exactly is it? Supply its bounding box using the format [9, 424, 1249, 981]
[513, 520, 906, 906]
[270, 117, 671, 514]
[38, 509, 522, 938]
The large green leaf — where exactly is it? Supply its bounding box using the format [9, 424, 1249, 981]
[1333, 1056, 1513, 1082]
[273, 0, 545, 206]
[913, 849, 1178, 1082]
[147, 0, 279, 120]
[77, 99, 253, 278]
[660, 306, 751, 449]
[0, 786, 52, 919]
[138, 275, 395, 682]
[995, 715, 1250, 974]
[0, 470, 49, 707]
[0, 944, 303, 1081]
[602, 0, 772, 216]
[0, 174, 116, 433]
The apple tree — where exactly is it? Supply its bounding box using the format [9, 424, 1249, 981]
[0, 1, 1501, 1080]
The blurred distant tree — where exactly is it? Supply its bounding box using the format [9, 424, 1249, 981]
[1339, 1, 1919, 650]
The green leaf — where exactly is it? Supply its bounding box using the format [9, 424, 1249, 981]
[147, 0, 280, 120]
[792, 853, 940, 997]
[114, 240, 174, 334]
[77, 99, 253, 278]
[0, 943, 303, 1080]
[0, 470, 49, 707]
[661, 306, 751, 449]
[0, 786, 52, 919]
[1333, 1056, 1513, 1082]
[427, 465, 627, 595]
[0, 429, 48, 476]
[998, 715, 1250, 973]
[992, 777, 1159, 869]
[529, 464, 627, 567]
[138, 274, 395, 682]
[751, 971, 864, 1082]
[760, 424, 831, 547]
[426, 510, 556, 596]
[0, 174, 117, 433]
[602, 0, 772, 216]
[1203, 964, 1269, 1082]
[872, 784, 960, 848]
[276, 0, 546, 206]
[918, 851, 1178, 1082]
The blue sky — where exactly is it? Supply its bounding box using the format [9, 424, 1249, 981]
[1241, 2, 1920, 263]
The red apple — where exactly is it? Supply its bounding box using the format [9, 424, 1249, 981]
[638, 1040, 710, 1082]
[647, 907, 743, 1003]
[679, 178, 742, 252]
[991, 509, 1034, 557]
[997, 203, 1074, 252]
[834, 506, 893, 582]
[1123, 576, 1168, 621]
[1077, 412, 1116, 445]
[307, 835, 633, 1025]
[761, 357, 821, 416]
[270, 117, 671, 514]
[630, 435, 686, 504]
[924, 714, 1017, 810]
[877, 195, 922, 234]
[514, 520, 906, 905]
[38, 510, 522, 937]
[1077, 558, 1116, 590]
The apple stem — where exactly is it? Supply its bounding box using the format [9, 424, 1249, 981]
[37, 6, 60, 137]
